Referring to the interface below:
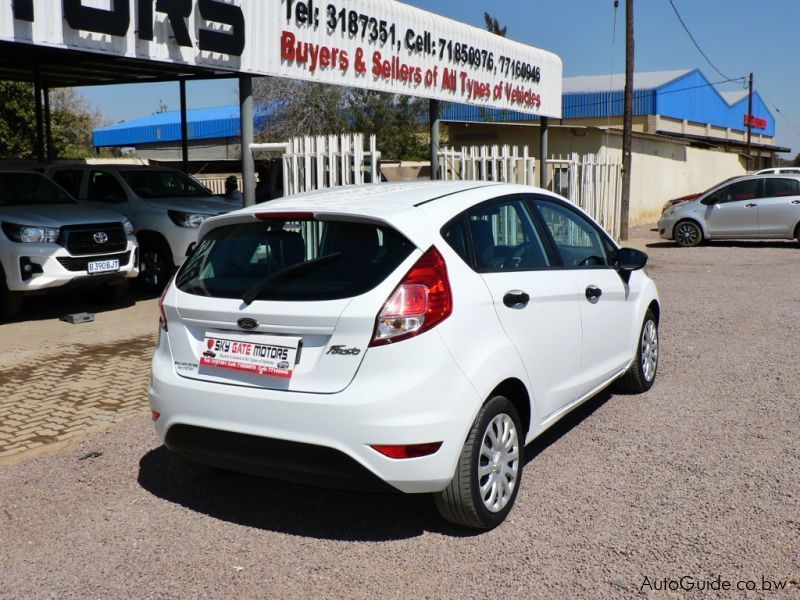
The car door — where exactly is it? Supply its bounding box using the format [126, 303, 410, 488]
[83, 169, 129, 212]
[449, 195, 585, 422]
[757, 177, 800, 237]
[702, 179, 761, 237]
[531, 197, 632, 392]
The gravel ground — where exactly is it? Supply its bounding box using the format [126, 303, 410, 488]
[1, 229, 799, 599]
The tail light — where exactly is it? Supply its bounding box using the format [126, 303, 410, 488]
[158, 278, 172, 332]
[370, 246, 452, 347]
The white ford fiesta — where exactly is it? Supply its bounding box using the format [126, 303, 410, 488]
[150, 182, 660, 529]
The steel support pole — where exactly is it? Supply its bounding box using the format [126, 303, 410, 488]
[429, 99, 440, 180]
[539, 116, 549, 188]
[179, 79, 189, 173]
[620, 0, 634, 241]
[239, 75, 255, 207]
[33, 68, 44, 164]
[746, 72, 753, 169]
[43, 87, 54, 162]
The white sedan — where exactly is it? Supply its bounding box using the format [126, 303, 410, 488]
[150, 182, 660, 529]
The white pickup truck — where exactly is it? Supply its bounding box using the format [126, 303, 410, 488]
[0, 170, 139, 319]
[46, 164, 239, 291]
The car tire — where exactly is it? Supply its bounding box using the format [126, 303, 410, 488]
[434, 396, 523, 529]
[138, 238, 174, 293]
[674, 220, 703, 247]
[615, 309, 658, 393]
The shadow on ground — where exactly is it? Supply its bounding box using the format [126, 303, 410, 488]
[646, 240, 797, 249]
[6, 286, 158, 324]
[137, 390, 613, 541]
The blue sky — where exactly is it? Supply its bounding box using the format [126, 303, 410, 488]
[80, 0, 800, 155]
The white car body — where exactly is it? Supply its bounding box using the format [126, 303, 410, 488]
[150, 182, 660, 526]
[45, 164, 239, 288]
[0, 171, 138, 294]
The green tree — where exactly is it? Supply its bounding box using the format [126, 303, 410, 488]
[252, 77, 429, 161]
[253, 77, 348, 140]
[347, 90, 429, 161]
[0, 81, 38, 159]
[0, 81, 104, 160]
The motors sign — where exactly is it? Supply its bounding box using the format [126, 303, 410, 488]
[1, 0, 562, 117]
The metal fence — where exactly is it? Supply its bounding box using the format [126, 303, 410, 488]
[437, 145, 537, 185]
[251, 133, 381, 196]
[545, 153, 622, 239]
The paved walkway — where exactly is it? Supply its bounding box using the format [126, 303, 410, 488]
[0, 333, 155, 461]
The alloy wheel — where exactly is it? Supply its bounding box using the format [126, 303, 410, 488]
[478, 413, 520, 513]
[641, 319, 658, 382]
[675, 222, 700, 246]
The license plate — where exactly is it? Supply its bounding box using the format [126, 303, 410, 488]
[87, 259, 119, 274]
[199, 332, 300, 379]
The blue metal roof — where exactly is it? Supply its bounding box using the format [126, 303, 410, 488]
[93, 104, 271, 147]
[443, 68, 775, 137]
[94, 69, 776, 146]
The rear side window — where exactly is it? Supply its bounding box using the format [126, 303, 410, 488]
[51, 170, 83, 198]
[176, 218, 415, 301]
[441, 197, 551, 271]
[764, 178, 800, 197]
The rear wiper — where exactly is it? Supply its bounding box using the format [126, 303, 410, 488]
[241, 252, 342, 305]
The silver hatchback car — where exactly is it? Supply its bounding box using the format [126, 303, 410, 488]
[659, 174, 800, 246]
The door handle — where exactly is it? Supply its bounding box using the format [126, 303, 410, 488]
[791, 200, 800, 205]
[503, 290, 530, 308]
[585, 285, 602, 303]
[745, 203, 757, 208]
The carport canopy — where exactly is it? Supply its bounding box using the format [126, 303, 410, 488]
[0, 0, 563, 203]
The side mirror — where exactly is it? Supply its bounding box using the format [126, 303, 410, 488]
[617, 247, 648, 270]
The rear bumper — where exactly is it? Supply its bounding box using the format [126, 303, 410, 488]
[165, 424, 398, 493]
[149, 330, 482, 494]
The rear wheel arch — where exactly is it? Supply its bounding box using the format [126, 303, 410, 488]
[487, 378, 531, 438]
[647, 299, 660, 325]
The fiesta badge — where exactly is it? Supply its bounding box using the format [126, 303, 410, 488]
[237, 318, 259, 330]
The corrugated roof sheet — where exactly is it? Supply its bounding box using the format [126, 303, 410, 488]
[720, 90, 748, 104]
[563, 69, 691, 93]
[93, 104, 271, 147]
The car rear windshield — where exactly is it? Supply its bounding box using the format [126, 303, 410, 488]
[176, 218, 415, 301]
[0, 172, 75, 206]
[120, 169, 213, 199]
